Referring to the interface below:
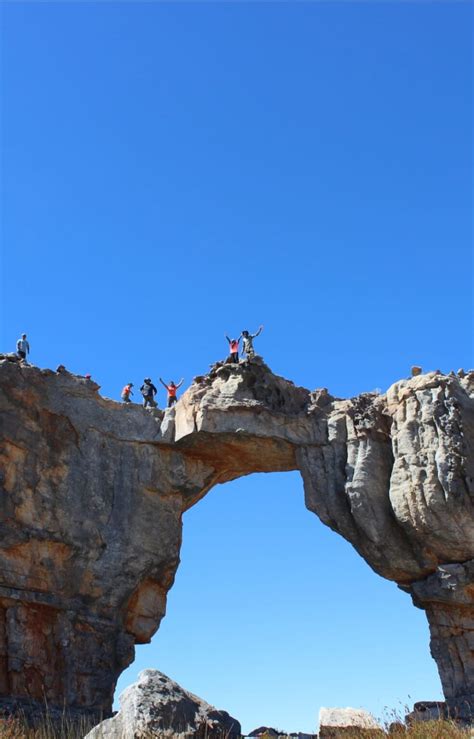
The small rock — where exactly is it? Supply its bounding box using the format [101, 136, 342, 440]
[411, 366, 422, 377]
[249, 728, 280, 737]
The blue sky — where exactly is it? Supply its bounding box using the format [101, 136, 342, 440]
[1, 1, 472, 734]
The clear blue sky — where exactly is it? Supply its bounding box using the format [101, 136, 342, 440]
[1, 1, 472, 734]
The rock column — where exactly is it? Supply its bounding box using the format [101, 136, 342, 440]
[408, 561, 474, 720]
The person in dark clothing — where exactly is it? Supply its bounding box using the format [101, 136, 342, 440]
[159, 378, 184, 407]
[140, 378, 158, 408]
[225, 334, 241, 363]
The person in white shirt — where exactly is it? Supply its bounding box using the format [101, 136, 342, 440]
[16, 334, 30, 362]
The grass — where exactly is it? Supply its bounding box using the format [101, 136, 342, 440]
[0, 713, 96, 739]
[316, 720, 470, 737]
[0, 716, 471, 738]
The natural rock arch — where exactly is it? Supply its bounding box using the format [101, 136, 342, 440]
[0, 357, 472, 721]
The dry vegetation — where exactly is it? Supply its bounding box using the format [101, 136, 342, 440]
[0, 714, 96, 739]
[0, 717, 471, 738]
[318, 719, 471, 737]
[251, 721, 471, 739]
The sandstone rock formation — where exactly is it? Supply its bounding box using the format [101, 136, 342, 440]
[318, 707, 381, 737]
[405, 700, 447, 724]
[85, 669, 240, 738]
[0, 355, 472, 722]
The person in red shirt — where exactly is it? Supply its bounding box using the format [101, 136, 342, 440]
[121, 383, 134, 403]
[225, 334, 241, 363]
[159, 377, 184, 407]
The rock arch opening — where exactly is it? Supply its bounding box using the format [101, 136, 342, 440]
[115, 471, 443, 733]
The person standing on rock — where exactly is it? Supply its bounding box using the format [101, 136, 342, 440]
[241, 326, 263, 359]
[225, 334, 241, 363]
[121, 383, 134, 403]
[159, 378, 184, 407]
[16, 333, 30, 362]
[140, 378, 158, 409]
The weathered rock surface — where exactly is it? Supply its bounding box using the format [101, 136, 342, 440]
[0, 356, 473, 721]
[318, 707, 381, 737]
[405, 700, 447, 724]
[85, 669, 240, 738]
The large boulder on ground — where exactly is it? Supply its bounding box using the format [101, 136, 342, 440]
[318, 707, 382, 737]
[85, 669, 241, 738]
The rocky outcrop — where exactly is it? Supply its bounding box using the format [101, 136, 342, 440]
[0, 356, 472, 721]
[85, 669, 240, 738]
[405, 700, 447, 724]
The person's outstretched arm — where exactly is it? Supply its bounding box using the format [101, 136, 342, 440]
[159, 378, 168, 389]
[176, 378, 184, 389]
[225, 334, 231, 344]
[251, 325, 263, 339]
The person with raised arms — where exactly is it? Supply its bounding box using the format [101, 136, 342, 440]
[225, 333, 241, 363]
[241, 325, 264, 359]
[159, 377, 184, 408]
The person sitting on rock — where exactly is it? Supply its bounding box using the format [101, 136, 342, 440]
[140, 378, 158, 409]
[241, 326, 263, 359]
[16, 333, 30, 363]
[121, 382, 134, 403]
[225, 334, 241, 363]
[159, 378, 184, 407]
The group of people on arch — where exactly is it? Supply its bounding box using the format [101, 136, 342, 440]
[13, 328, 264, 411]
[121, 325, 264, 410]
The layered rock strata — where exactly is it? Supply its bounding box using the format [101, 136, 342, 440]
[0, 356, 472, 720]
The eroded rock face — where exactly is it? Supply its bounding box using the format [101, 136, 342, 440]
[0, 356, 473, 720]
[84, 669, 241, 738]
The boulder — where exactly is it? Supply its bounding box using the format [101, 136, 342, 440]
[318, 708, 382, 737]
[405, 700, 446, 723]
[85, 669, 241, 738]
